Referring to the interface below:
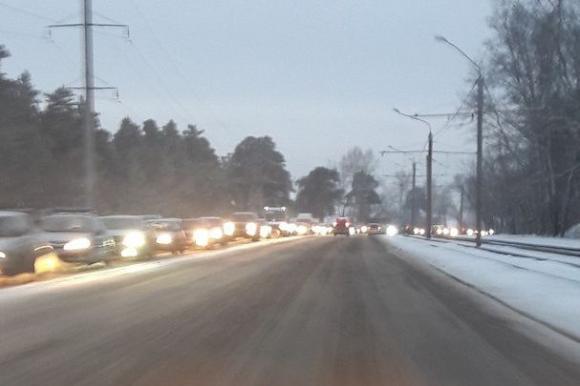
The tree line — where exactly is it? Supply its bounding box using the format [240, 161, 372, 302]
[464, 0, 580, 235]
[0, 44, 382, 221]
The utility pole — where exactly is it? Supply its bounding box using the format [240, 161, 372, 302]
[475, 76, 484, 247]
[435, 35, 484, 247]
[411, 162, 417, 228]
[83, 0, 95, 209]
[48, 1, 128, 210]
[392, 108, 433, 240]
[459, 185, 464, 230]
[426, 132, 433, 240]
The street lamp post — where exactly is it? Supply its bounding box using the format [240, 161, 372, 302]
[435, 35, 484, 247]
[393, 108, 433, 240]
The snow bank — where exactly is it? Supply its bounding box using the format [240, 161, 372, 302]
[489, 234, 580, 249]
[387, 236, 580, 341]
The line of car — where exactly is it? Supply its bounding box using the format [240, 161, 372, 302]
[0, 209, 398, 278]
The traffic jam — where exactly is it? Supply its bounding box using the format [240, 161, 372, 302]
[0, 207, 398, 281]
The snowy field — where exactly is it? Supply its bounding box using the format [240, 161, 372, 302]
[387, 236, 580, 344]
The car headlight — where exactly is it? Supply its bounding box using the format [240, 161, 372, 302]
[0, 252, 5, 259]
[210, 227, 223, 240]
[194, 229, 210, 247]
[279, 222, 288, 232]
[122, 231, 146, 248]
[223, 222, 235, 236]
[450, 227, 459, 237]
[245, 222, 258, 236]
[361, 226, 368, 233]
[63, 237, 91, 251]
[260, 225, 271, 238]
[297, 225, 308, 235]
[386, 225, 399, 237]
[156, 233, 173, 245]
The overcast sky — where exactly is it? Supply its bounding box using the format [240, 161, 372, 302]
[0, 0, 493, 183]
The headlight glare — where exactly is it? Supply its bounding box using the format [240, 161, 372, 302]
[122, 231, 146, 248]
[194, 229, 210, 247]
[245, 222, 258, 236]
[223, 222, 235, 236]
[63, 238, 91, 251]
[156, 233, 173, 245]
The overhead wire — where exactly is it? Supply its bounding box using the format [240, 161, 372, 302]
[433, 79, 478, 138]
[0, 1, 57, 22]
[127, 0, 233, 133]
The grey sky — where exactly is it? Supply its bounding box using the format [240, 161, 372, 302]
[0, 0, 492, 182]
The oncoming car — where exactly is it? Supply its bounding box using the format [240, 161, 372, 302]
[225, 212, 261, 241]
[0, 211, 52, 276]
[366, 223, 386, 236]
[148, 218, 189, 254]
[183, 217, 227, 249]
[40, 213, 116, 264]
[100, 215, 154, 259]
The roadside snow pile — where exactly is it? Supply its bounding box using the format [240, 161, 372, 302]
[388, 236, 580, 340]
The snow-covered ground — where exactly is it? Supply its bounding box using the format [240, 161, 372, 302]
[387, 236, 580, 343]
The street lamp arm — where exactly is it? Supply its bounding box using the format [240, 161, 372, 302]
[393, 108, 432, 134]
[434, 35, 481, 74]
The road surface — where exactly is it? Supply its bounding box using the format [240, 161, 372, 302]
[1, 236, 579, 386]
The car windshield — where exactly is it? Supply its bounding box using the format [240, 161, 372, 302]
[101, 217, 143, 230]
[41, 215, 94, 233]
[264, 212, 286, 222]
[186, 218, 221, 228]
[231, 213, 256, 222]
[151, 221, 181, 232]
[0, 215, 29, 237]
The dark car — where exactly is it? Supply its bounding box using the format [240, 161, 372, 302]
[333, 217, 352, 236]
[225, 212, 261, 241]
[183, 217, 227, 249]
[148, 218, 189, 254]
[39, 213, 116, 264]
[0, 211, 53, 276]
[100, 215, 154, 259]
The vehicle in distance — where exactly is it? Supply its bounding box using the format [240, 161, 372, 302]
[226, 212, 261, 241]
[0, 211, 52, 275]
[183, 217, 227, 249]
[263, 206, 289, 237]
[100, 215, 154, 258]
[367, 223, 386, 235]
[39, 212, 116, 264]
[333, 217, 352, 236]
[148, 218, 189, 254]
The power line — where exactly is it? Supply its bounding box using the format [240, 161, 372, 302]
[0, 1, 57, 22]
[127, 0, 234, 133]
[0, 28, 46, 40]
[125, 40, 192, 124]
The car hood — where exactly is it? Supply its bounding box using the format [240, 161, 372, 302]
[0, 237, 21, 250]
[106, 229, 135, 238]
[41, 232, 93, 244]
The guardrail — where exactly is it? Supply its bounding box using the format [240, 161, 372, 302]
[435, 235, 580, 258]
